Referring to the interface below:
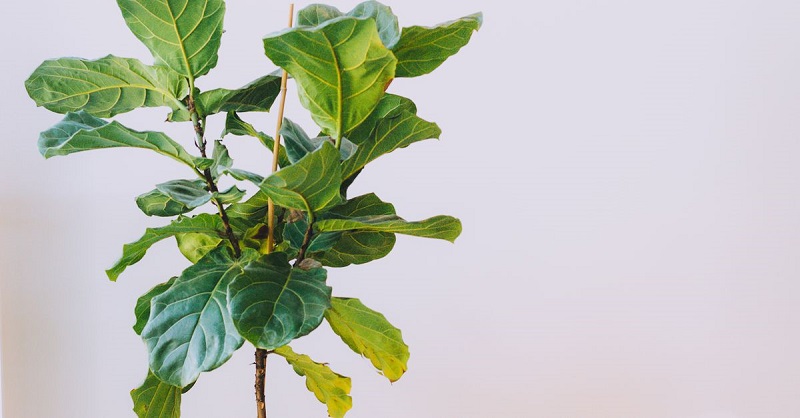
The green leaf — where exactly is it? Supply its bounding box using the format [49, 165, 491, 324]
[297, 1, 400, 49]
[350, 1, 401, 49]
[142, 248, 252, 387]
[136, 189, 193, 217]
[280, 118, 316, 164]
[176, 233, 222, 263]
[315, 231, 395, 268]
[325, 297, 409, 382]
[25, 55, 188, 118]
[273, 346, 352, 418]
[210, 140, 233, 178]
[263, 17, 397, 140]
[226, 190, 270, 227]
[233, 142, 343, 214]
[316, 215, 462, 243]
[324, 193, 396, 218]
[222, 112, 291, 168]
[392, 13, 483, 78]
[214, 186, 246, 205]
[227, 252, 332, 350]
[296, 4, 343, 26]
[281, 118, 357, 163]
[171, 75, 282, 121]
[346, 93, 416, 143]
[311, 193, 397, 268]
[107, 214, 224, 281]
[131, 370, 181, 418]
[156, 180, 211, 208]
[341, 108, 441, 180]
[39, 111, 200, 168]
[117, 0, 226, 79]
[134, 278, 177, 336]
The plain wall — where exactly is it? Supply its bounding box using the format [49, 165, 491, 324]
[3, 0, 800, 417]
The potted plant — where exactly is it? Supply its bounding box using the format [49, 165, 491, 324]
[24, 1, 481, 416]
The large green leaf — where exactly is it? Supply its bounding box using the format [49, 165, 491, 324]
[131, 370, 181, 418]
[222, 112, 291, 168]
[314, 231, 395, 268]
[311, 193, 397, 268]
[142, 248, 252, 388]
[134, 278, 177, 336]
[156, 180, 211, 208]
[315, 215, 462, 243]
[263, 17, 397, 140]
[39, 111, 200, 168]
[136, 189, 193, 217]
[341, 107, 440, 179]
[170, 75, 282, 121]
[117, 0, 226, 79]
[297, 1, 400, 49]
[25, 55, 187, 118]
[297, 4, 343, 26]
[176, 233, 223, 263]
[227, 252, 332, 350]
[345, 93, 416, 143]
[325, 297, 409, 382]
[392, 13, 483, 78]
[232, 142, 343, 214]
[273, 346, 352, 418]
[107, 214, 224, 281]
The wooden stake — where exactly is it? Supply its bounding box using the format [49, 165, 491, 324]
[256, 5, 294, 418]
[266, 3, 295, 253]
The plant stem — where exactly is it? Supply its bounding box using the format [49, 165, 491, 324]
[188, 97, 241, 257]
[255, 349, 268, 418]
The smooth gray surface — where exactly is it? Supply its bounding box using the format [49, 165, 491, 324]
[3, 0, 800, 417]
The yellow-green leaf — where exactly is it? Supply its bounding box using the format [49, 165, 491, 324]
[326, 297, 409, 382]
[274, 346, 352, 418]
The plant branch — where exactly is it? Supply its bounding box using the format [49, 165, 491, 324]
[188, 96, 242, 258]
[255, 349, 268, 418]
[294, 217, 315, 266]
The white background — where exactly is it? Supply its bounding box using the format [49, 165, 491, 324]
[3, 0, 800, 417]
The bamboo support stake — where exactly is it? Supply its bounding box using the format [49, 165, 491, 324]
[256, 5, 294, 418]
[266, 3, 295, 253]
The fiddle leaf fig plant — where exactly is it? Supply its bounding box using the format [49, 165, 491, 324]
[25, 1, 481, 417]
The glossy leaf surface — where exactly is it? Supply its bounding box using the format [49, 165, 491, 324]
[227, 252, 332, 350]
[142, 248, 251, 387]
[134, 278, 177, 336]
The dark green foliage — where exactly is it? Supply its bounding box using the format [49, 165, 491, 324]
[25, 1, 481, 417]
